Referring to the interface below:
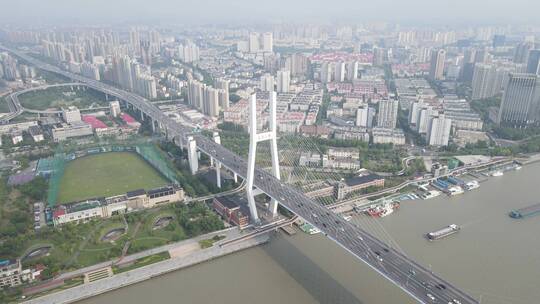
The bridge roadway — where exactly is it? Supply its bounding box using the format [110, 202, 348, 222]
[2, 45, 477, 304]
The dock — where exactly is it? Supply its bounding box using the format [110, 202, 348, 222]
[280, 225, 297, 235]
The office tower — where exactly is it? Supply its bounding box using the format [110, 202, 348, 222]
[429, 49, 446, 80]
[377, 100, 399, 129]
[249, 33, 260, 53]
[526, 50, 540, 74]
[320, 62, 332, 83]
[110, 101, 121, 118]
[427, 114, 452, 146]
[471, 63, 496, 100]
[262, 32, 273, 53]
[204, 87, 220, 117]
[460, 48, 477, 82]
[334, 62, 346, 82]
[346, 61, 359, 81]
[514, 42, 533, 64]
[260, 74, 275, 91]
[276, 70, 290, 93]
[356, 106, 375, 128]
[498, 73, 540, 126]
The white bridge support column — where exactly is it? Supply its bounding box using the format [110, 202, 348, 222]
[246, 92, 281, 223]
[213, 132, 222, 188]
[187, 136, 198, 175]
[268, 93, 281, 216]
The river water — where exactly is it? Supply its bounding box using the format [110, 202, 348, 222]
[80, 163, 540, 304]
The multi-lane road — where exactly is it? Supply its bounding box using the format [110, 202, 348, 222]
[1, 45, 477, 304]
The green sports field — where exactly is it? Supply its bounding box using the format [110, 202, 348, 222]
[57, 152, 169, 203]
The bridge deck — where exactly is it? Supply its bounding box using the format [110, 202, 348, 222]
[1, 45, 478, 304]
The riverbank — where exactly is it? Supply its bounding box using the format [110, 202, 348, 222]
[22, 228, 269, 304]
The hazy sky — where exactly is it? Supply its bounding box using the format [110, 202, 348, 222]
[2, 0, 539, 26]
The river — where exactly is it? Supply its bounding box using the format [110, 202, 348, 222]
[80, 162, 540, 304]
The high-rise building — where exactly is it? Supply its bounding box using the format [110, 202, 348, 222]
[334, 62, 346, 82]
[356, 106, 375, 128]
[276, 70, 290, 93]
[498, 73, 540, 126]
[204, 87, 220, 117]
[320, 62, 332, 83]
[214, 78, 230, 110]
[249, 33, 260, 53]
[289, 53, 309, 77]
[417, 107, 438, 134]
[187, 79, 206, 110]
[429, 49, 446, 80]
[262, 32, 273, 53]
[80, 62, 100, 81]
[526, 50, 540, 74]
[138, 75, 157, 99]
[514, 42, 533, 64]
[140, 40, 152, 66]
[346, 61, 359, 81]
[178, 41, 200, 63]
[471, 63, 496, 100]
[377, 100, 399, 129]
[427, 114, 452, 146]
[218, 89, 229, 111]
[260, 74, 275, 91]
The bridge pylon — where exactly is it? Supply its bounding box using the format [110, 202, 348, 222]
[212, 132, 222, 188]
[246, 92, 281, 223]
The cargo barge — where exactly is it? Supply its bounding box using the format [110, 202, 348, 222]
[509, 203, 540, 219]
[426, 224, 460, 241]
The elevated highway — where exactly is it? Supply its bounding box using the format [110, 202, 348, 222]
[1, 45, 478, 304]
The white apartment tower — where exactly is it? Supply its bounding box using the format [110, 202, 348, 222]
[277, 70, 291, 93]
[377, 100, 399, 129]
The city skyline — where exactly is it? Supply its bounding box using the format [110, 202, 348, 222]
[2, 0, 540, 25]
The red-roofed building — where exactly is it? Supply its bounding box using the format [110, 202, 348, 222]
[121, 113, 141, 129]
[82, 115, 107, 129]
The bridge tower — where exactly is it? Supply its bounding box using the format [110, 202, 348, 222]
[212, 132, 222, 188]
[187, 135, 198, 175]
[246, 92, 281, 223]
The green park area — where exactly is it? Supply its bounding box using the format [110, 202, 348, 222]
[18, 86, 108, 111]
[57, 152, 169, 203]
